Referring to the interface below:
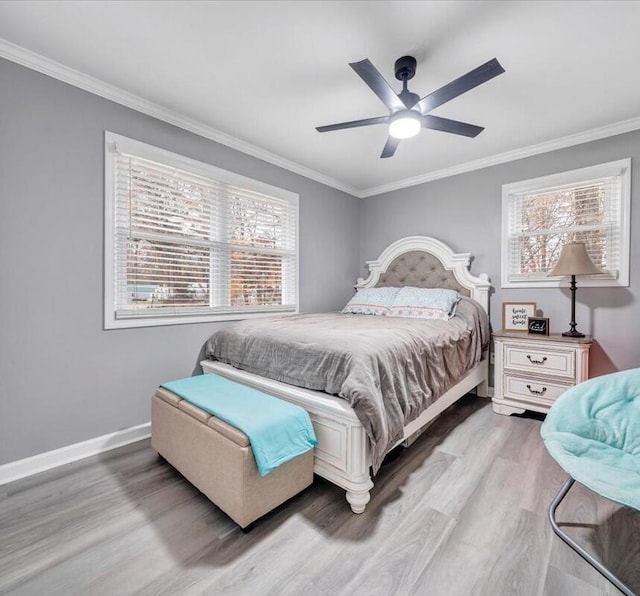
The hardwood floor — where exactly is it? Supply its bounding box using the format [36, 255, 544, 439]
[1, 396, 638, 596]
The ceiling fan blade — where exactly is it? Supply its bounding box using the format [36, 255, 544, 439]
[422, 115, 484, 137]
[349, 59, 408, 111]
[415, 58, 505, 114]
[381, 136, 400, 158]
[316, 115, 389, 133]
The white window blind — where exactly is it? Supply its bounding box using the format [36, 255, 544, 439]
[105, 133, 298, 328]
[501, 159, 630, 288]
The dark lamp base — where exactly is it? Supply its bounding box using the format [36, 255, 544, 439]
[563, 276, 586, 339]
[562, 329, 585, 338]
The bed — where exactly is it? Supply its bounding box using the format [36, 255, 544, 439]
[201, 235, 491, 513]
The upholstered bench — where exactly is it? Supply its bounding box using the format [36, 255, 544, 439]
[151, 386, 314, 529]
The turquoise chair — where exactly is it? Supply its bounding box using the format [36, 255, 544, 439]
[541, 368, 640, 596]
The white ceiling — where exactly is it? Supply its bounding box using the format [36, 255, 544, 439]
[1, 1, 640, 196]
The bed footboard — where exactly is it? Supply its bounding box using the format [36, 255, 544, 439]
[201, 359, 487, 513]
[201, 360, 373, 513]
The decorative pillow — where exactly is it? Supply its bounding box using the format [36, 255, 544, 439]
[388, 287, 461, 321]
[341, 287, 401, 316]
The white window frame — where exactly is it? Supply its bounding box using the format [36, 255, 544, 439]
[501, 159, 631, 289]
[104, 132, 299, 329]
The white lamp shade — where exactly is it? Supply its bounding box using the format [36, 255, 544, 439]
[550, 242, 602, 276]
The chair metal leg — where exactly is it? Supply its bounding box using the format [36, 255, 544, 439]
[549, 476, 637, 596]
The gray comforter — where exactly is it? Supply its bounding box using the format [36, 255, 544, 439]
[205, 297, 489, 472]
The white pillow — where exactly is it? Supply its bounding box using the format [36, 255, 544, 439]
[341, 287, 401, 316]
[388, 287, 461, 320]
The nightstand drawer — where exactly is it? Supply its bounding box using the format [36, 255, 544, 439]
[503, 344, 575, 379]
[503, 375, 572, 406]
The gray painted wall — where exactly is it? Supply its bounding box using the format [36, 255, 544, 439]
[360, 131, 639, 378]
[0, 59, 361, 464]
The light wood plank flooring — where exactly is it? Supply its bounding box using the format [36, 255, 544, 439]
[1, 396, 638, 595]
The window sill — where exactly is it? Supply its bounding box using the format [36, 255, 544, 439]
[104, 308, 298, 330]
[501, 275, 627, 289]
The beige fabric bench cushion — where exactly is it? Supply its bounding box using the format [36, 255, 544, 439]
[151, 388, 313, 528]
[155, 387, 181, 407]
[154, 387, 249, 447]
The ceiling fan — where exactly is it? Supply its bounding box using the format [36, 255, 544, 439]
[316, 55, 505, 158]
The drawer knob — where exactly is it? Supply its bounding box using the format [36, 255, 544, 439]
[526, 384, 547, 396]
[526, 355, 547, 365]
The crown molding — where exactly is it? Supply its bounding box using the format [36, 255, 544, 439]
[2, 38, 639, 200]
[0, 38, 359, 197]
[359, 115, 640, 197]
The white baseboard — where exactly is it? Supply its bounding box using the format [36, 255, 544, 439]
[0, 422, 151, 486]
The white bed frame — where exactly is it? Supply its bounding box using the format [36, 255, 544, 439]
[201, 236, 491, 514]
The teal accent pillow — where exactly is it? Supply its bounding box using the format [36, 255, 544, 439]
[541, 368, 640, 510]
[388, 287, 461, 320]
[342, 287, 401, 316]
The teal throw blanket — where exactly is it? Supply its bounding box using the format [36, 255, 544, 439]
[161, 374, 317, 476]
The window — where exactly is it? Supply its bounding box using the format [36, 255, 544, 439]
[501, 159, 630, 288]
[104, 132, 298, 329]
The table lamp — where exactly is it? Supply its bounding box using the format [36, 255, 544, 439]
[550, 242, 602, 337]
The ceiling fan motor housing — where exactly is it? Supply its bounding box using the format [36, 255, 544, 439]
[394, 55, 417, 81]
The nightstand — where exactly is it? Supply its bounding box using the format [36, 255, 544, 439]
[492, 331, 592, 415]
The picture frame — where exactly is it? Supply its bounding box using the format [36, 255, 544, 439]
[502, 302, 536, 332]
[528, 316, 550, 335]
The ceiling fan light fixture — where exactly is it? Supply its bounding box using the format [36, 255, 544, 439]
[388, 110, 421, 139]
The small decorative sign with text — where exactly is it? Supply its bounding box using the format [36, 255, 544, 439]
[528, 316, 549, 335]
[502, 302, 536, 332]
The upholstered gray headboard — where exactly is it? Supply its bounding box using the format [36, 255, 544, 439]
[356, 236, 490, 313]
[374, 250, 471, 297]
